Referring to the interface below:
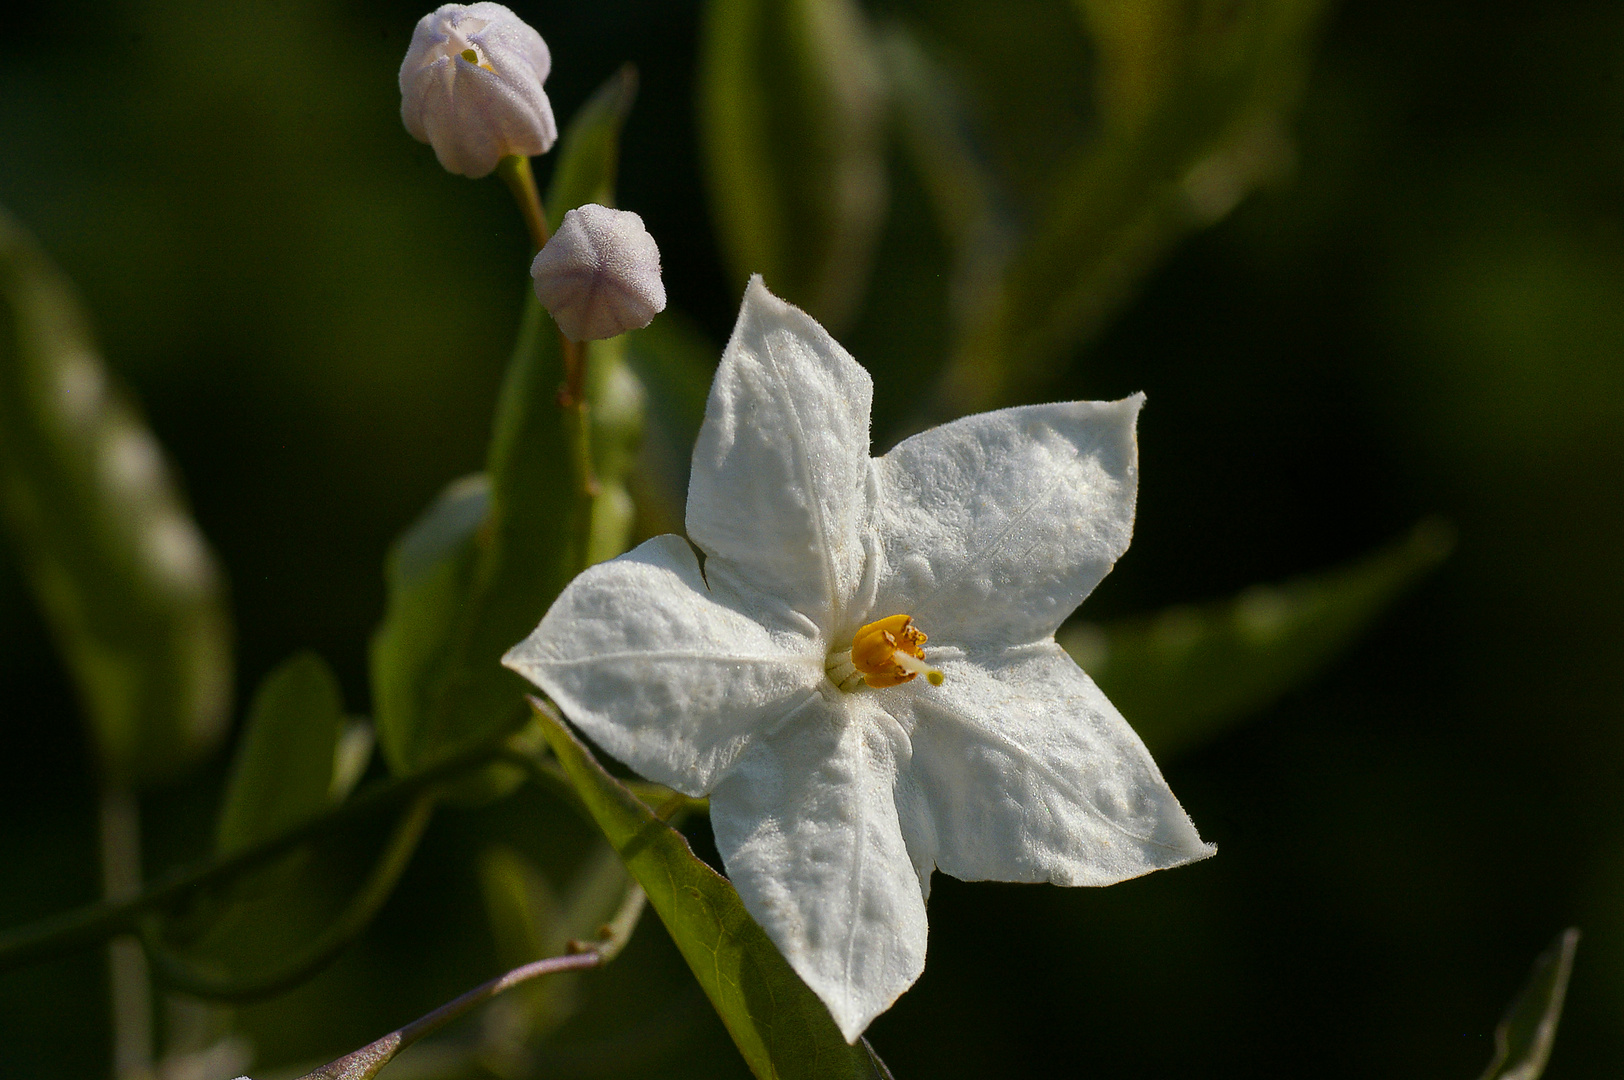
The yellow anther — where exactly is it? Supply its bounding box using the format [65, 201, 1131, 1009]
[849, 615, 944, 689]
[459, 47, 495, 71]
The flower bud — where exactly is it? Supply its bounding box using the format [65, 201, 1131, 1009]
[399, 3, 557, 178]
[530, 205, 667, 341]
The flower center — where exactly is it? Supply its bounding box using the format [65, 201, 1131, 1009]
[826, 614, 945, 692]
[458, 46, 495, 72]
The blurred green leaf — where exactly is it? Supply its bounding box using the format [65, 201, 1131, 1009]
[896, 0, 1328, 413]
[701, 0, 888, 330]
[148, 654, 417, 1002]
[585, 333, 646, 566]
[0, 208, 232, 788]
[149, 643, 428, 998]
[1060, 519, 1454, 755]
[371, 473, 491, 775]
[544, 64, 639, 229]
[1477, 928, 1579, 1080]
[215, 651, 344, 857]
[371, 69, 639, 776]
[478, 842, 646, 1054]
[144, 796, 434, 1003]
[623, 312, 718, 538]
[330, 718, 376, 801]
[536, 703, 893, 1080]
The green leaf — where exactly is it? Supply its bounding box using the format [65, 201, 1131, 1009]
[880, 24, 1010, 281]
[144, 797, 434, 1003]
[904, 0, 1329, 412]
[700, 0, 888, 330]
[150, 654, 420, 1001]
[370, 473, 491, 775]
[330, 719, 376, 801]
[583, 333, 646, 566]
[371, 68, 641, 776]
[544, 63, 639, 228]
[0, 208, 232, 788]
[478, 842, 646, 1045]
[215, 651, 345, 856]
[535, 703, 894, 1080]
[1477, 928, 1580, 1080]
[623, 312, 719, 537]
[1060, 519, 1454, 756]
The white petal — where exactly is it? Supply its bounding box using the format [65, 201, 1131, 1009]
[896, 642, 1214, 886]
[687, 277, 873, 633]
[710, 702, 927, 1042]
[503, 534, 822, 795]
[871, 396, 1142, 649]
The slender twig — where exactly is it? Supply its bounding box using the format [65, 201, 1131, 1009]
[0, 738, 507, 971]
[139, 796, 436, 1002]
[101, 787, 152, 1079]
[297, 952, 604, 1080]
[294, 748, 651, 1080]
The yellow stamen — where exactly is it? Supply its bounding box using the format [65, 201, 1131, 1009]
[459, 47, 495, 72]
[847, 614, 944, 689]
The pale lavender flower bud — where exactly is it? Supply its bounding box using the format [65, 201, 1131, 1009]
[530, 205, 667, 341]
[399, 3, 558, 178]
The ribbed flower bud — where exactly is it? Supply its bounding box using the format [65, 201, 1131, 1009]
[399, 3, 557, 178]
[530, 205, 667, 341]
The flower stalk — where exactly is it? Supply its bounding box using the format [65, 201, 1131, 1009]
[496, 153, 552, 251]
[100, 787, 152, 1079]
[294, 951, 605, 1080]
[495, 154, 601, 517]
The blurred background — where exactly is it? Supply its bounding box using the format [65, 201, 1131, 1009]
[2, 0, 1621, 1077]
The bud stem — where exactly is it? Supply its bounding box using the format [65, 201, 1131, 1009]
[100, 786, 152, 1079]
[497, 155, 600, 524]
[496, 154, 552, 252]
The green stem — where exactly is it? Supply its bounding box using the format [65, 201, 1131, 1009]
[0, 738, 507, 972]
[556, 290, 601, 561]
[296, 951, 605, 1080]
[495, 155, 600, 530]
[565, 383, 600, 572]
[140, 796, 436, 1002]
[100, 787, 151, 1079]
[320, 873, 646, 1080]
[496, 155, 552, 252]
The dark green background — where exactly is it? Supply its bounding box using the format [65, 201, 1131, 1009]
[3, 0, 1622, 1077]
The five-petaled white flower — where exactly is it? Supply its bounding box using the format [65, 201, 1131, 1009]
[504, 277, 1214, 1041]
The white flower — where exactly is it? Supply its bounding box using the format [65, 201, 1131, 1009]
[530, 204, 667, 341]
[504, 277, 1214, 1041]
[399, 3, 557, 178]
